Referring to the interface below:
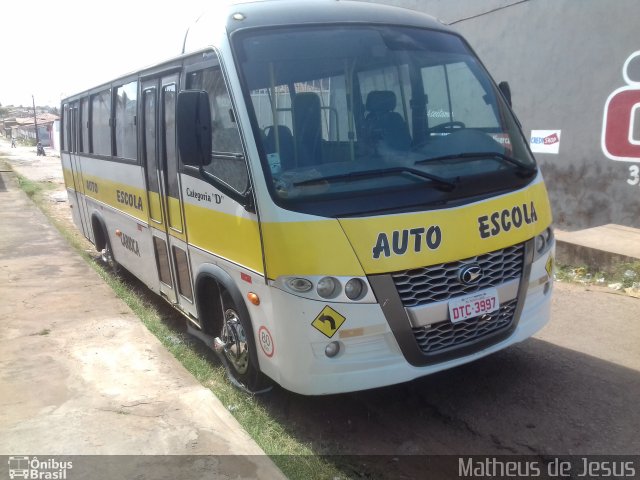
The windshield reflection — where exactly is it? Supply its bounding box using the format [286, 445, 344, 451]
[235, 25, 535, 204]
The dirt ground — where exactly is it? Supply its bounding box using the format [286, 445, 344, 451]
[1, 138, 638, 480]
[0, 141, 71, 225]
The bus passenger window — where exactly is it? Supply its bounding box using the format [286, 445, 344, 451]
[91, 89, 112, 156]
[187, 68, 248, 194]
[80, 98, 89, 153]
[62, 104, 69, 151]
[115, 81, 137, 160]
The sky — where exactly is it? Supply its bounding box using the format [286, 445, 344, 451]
[2, 0, 213, 108]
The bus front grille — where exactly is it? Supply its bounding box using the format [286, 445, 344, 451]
[390, 243, 525, 308]
[412, 299, 518, 355]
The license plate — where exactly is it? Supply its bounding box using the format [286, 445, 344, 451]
[448, 288, 500, 323]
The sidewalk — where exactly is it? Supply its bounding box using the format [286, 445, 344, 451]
[0, 166, 285, 477]
[555, 225, 640, 272]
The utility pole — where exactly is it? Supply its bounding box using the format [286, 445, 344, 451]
[32, 94, 39, 143]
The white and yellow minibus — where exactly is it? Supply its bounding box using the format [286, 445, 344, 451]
[60, 0, 554, 395]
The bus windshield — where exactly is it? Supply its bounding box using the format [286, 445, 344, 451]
[234, 25, 535, 214]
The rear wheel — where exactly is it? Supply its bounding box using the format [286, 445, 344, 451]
[219, 292, 270, 393]
[100, 235, 119, 273]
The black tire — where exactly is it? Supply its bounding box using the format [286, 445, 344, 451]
[100, 233, 119, 274]
[219, 292, 270, 393]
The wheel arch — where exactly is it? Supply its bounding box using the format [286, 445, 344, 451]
[194, 264, 260, 365]
[90, 212, 108, 252]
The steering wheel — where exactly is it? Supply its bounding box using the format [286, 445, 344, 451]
[429, 121, 466, 133]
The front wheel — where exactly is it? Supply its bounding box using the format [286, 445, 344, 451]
[218, 293, 270, 393]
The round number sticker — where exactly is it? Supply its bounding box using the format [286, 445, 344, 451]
[258, 326, 274, 358]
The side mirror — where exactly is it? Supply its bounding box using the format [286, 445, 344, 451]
[177, 90, 212, 167]
[498, 81, 512, 107]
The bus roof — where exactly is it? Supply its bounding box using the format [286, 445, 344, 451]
[183, 0, 448, 54]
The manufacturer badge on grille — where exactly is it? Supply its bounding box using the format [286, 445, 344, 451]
[459, 264, 482, 285]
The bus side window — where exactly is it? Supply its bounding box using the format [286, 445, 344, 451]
[91, 89, 112, 155]
[80, 98, 89, 153]
[187, 68, 249, 194]
[114, 81, 137, 160]
[62, 103, 69, 151]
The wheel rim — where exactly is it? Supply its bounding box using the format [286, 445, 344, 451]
[221, 308, 249, 375]
[101, 243, 116, 270]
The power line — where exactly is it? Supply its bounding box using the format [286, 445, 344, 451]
[447, 0, 531, 26]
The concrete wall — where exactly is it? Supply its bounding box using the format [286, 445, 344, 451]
[364, 0, 640, 230]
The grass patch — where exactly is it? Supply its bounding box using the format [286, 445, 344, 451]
[31, 328, 51, 336]
[15, 174, 59, 214]
[555, 261, 640, 290]
[13, 171, 347, 479]
[17, 175, 48, 199]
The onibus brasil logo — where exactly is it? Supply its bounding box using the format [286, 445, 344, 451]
[8, 457, 73, 479]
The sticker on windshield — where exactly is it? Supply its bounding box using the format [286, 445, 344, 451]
[491, 133, 513, 154]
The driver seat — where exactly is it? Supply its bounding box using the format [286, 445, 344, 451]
[363, 91, 411, 151]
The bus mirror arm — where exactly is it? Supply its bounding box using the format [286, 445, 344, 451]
[498, 81, 512, 107]
[177, 90, 213, 167]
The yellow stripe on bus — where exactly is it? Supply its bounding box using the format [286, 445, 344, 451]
[147, 189, 163, 224]
[80, 173, 149, 222]
[183, 203, 264, 274]
[262, 181, 553, 278]
[62, 167, 75, 191]
[261, 219, 366, 278]
[340, 181, 552, 274]
[166, 196, 185, 234]
[64, 169, 186, 244]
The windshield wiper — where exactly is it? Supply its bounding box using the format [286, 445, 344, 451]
[415, 152, 537, 175]
[293, 167, 456, 190]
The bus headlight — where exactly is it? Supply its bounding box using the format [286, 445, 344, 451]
[286, 277, 313, 293]
[317, 276, 339, 298]
[345, 278, 365, 300]
[533, 226, 554, 260]
[273, 275, 375, 303]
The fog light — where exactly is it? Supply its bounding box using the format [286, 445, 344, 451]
[325, 341, 340, 358]
[317, 277, 338, 298]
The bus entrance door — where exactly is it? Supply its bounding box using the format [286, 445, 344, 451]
[142, 73, 194, 311]
[67, 101, 92, 243]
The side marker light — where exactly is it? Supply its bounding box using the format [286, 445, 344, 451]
[248, 292, 260, 306]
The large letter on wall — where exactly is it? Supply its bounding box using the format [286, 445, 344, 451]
[602, 51, 640, 162]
